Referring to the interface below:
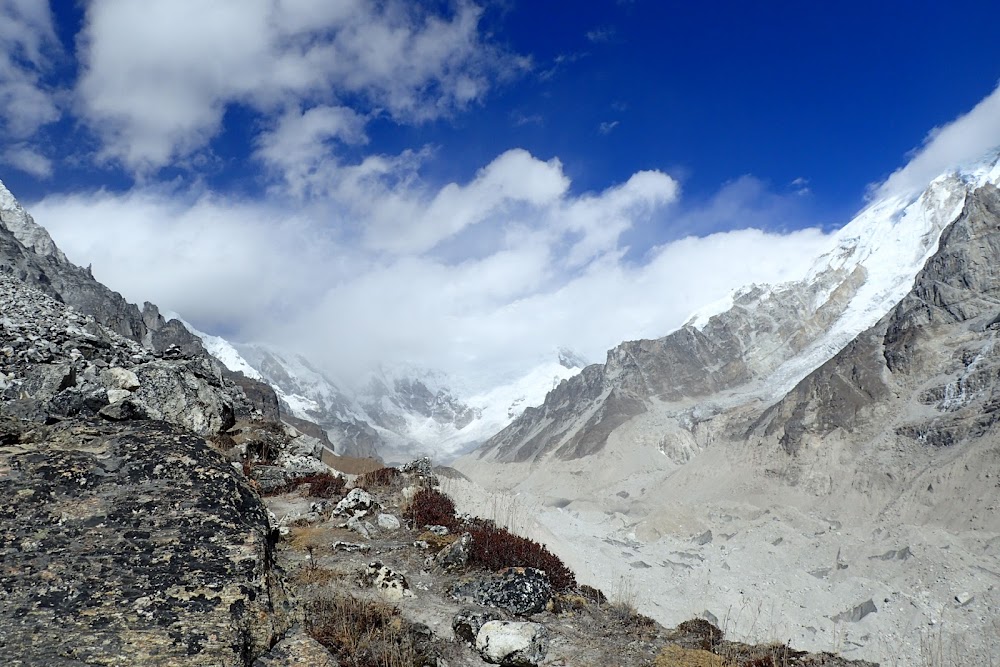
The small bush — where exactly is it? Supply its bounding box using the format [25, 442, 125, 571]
[579, 584, 607, 604]
[262, 472, 345, 498]
[301, 472, 346, 498]
[305, 592, 417, 667]
[356, 466, 402, 490]
[407, 488, 458, 529]
[464, 518, 576, 591]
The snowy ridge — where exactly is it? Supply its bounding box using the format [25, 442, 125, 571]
[177, 317, 587, 460]
[167, 316, 264, 381]
[685, 155, 1000, 399]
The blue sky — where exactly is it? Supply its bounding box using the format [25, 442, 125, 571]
[3, 0, 1000, 384]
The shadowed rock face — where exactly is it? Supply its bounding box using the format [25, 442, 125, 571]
[0, 417, 292, 666]
[0, 179, 201, 353]
[758, 184, 1000, 453]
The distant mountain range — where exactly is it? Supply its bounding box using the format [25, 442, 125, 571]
[179, 318, 588, 463]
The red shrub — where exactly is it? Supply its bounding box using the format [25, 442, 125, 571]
[464, 519, 576, 591]
[408, 488, 458, 529]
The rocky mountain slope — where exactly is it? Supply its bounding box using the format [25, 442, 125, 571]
[0, 179, 334, 665]
[455, 156, 1000, 665]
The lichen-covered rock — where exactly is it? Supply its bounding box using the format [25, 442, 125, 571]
[435, 531, 471, 571]
[0, 417, 292, 666]
[334, 487, 380, 517]
[131, 357, 236, 435]
[475, 620, 548, 666]
[362, 561, 414, 600]
[452, 568, 552, 616]
[452, 607, 503, 645]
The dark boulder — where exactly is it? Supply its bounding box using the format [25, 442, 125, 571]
[0, 417, 292, 665]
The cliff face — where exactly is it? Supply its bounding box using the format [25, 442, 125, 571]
[756, 183, 1000, 455]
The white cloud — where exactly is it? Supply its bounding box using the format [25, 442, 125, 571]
[0, 0, 60, 139]
[876, 80, 1000, 197]
[29, 149, 830, 389]
[76, 0, 527, 173]
[586, 26, 616, 44]
[598, 120, 619, 134]
[255, 105, 369, 196]
[3, 144, 53, 178]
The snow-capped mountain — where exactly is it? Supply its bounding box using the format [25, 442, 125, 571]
[180, 318, 588, 462]
[473, 153, 1000, 464]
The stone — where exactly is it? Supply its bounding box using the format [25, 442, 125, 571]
[453, 607, 503, 645]
[100, 366, 140, 391]
[98, 397, 148, 422]
[955, 592, 974, 606]
[475, 620, 548, 666]
[452, 567, 552, 616]
[253, 628, 337, 667]
[377, 513, 401, 531]
[363, 561, 414, 600]
[831, 599, 878, 623]
[333, 541, 371, 552]
[346, 516, 375, 539]
[106, 388, 132, 404]
[334, 487, 380, 517]
[435, 532, 471, 571]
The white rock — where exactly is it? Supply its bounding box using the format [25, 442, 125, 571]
[101, 367, 140, 391]
[476, 621, 548, 666]
[106, 389, 132, 404]
[377, 513, 401, 531]
[334, 488, 379, 517]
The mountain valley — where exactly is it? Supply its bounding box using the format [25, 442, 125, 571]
[2, 152, 1000, 665]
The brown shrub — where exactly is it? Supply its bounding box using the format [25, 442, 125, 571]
[356, 466, 402, 490]
[305, 592, 416, 667]
[302, 472, 346, 498]
[464, 518, 576, 591]
[407, 488, 458, 529]
[262, 471, 345, 498]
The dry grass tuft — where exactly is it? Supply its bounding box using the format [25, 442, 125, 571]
[355, 466, 402, 491]
[417, 530, 457, 551]
[305, 592, 418, 667]
[292, 564, 342, 587]
[652, 645, 724, 667]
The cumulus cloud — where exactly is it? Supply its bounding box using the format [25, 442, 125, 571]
[0, 0, 60, 175]
[31, 149, 831, 388]
[76, 0, 528, 173]
[876, 80, 1000, 197]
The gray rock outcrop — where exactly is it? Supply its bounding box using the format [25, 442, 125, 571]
[0, 417, 292, 665]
